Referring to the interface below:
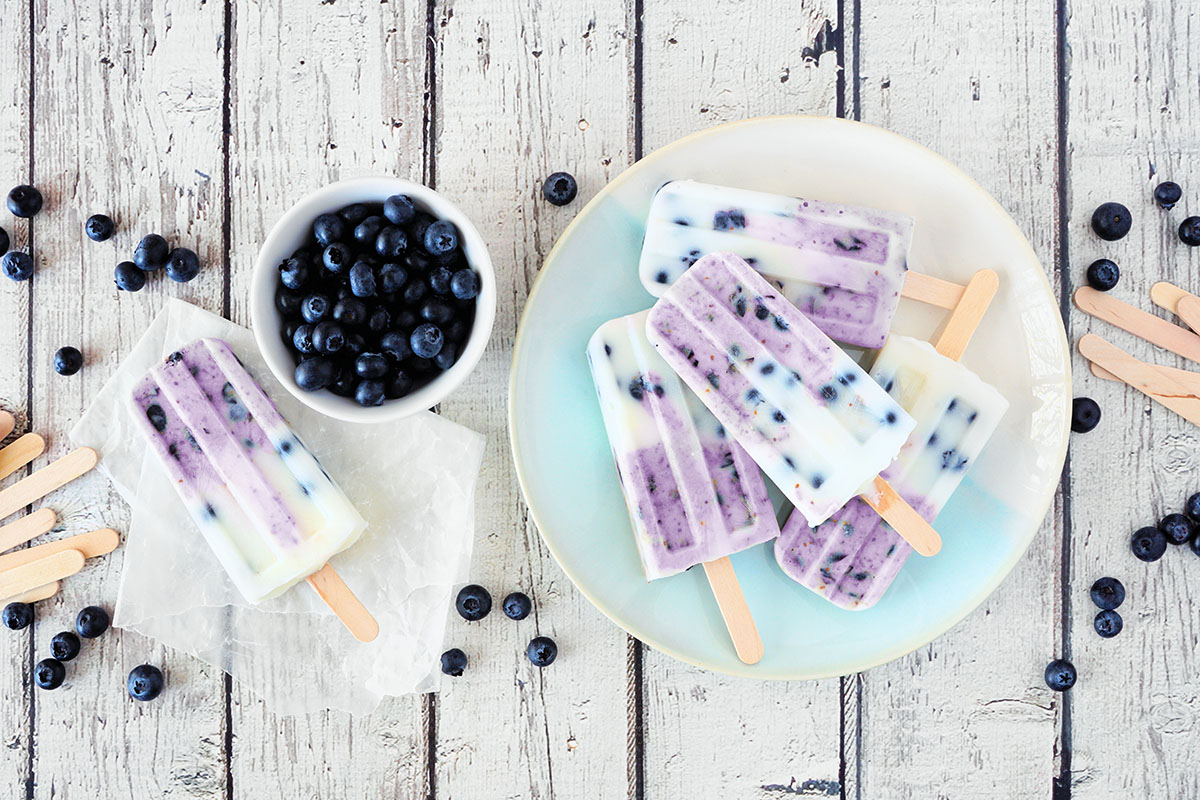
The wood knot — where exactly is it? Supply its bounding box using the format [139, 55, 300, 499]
[1149, 698, 1194, 735]
[1156, 433, 1198, 474]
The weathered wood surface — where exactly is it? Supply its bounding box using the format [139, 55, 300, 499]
[0, 0, 1193, 797]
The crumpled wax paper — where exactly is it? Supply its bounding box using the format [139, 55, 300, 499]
[70, 299, 485, 715]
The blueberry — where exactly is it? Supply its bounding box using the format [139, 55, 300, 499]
[445, 318, 470, 343]
[394, 309, 419, 329]
[1185, 492, 1200, 522]
[385, 369, 414, 398]
[1091, 202, 1132, 241]
[275, 287, 303, 319]
[1159, 512, 1193, 545]
[409, 213, 434, 248]
[2, 602, 33, 630]
[1044, 659, 1076, 691]
[380, 330, 412, 361]
[354, 215, 386, 245]
[428, 266, 453, 295]
[338, 203, 370, 225]
[542, 171, 578, 206]
[1192, 533, 1200, 559]
[1071, 397, 1101, 433]
[434, 342, 458, 370]
[165, 247, 201, 283]
[279, 257, 309, 290]
[455, 584, 492, 621]
[292, 324, 316, 355]
[134, 234, 170, 271]
[450, 268, 479, 300]
[405, 250, 432, 273]
[402, 278, 428, 306]
[329, 366, 357, 397]
[502, 592, 531, 620]
[54, 346, 83, 376]
[0, 226, 8, 255]
[527, 636, 558, 667]
[349, 261, 376, 297]
[1094, 609, 1123, 638]
[34, 659, 65, 690]
[313, 213, 345, 246]
[374, 226, 408, 259]
[312, 321, 345, 354]
[1085, 259, 1119, 291]
[332, 297, 367, 327]
[322, 242, 352, 273]
[49, 631, 81, 662]
[294, 356, 337, 391]
[1181, 216, 1200, 247]
[422, 220, 458, 257]
[355, 352, 389, 379]
[384, 194, 416, 225]
[2, 251, 34, 281]
[1089, 576, 1125, 610]
[7, 184, 43, 217]
[354, 379, 385, 407]
[408, 356, 436, 375]
[378, 263, 408, 294]
[1131, 526, 1167, 562]
[335, 284, 355, 301]
[85, 214, 115, 242]
[301, 293, 330, 324]
[440, 648, 468, 677]
[411, 323, 444, 359]
[113, 260, 145, 292]
[366, 306, 390, 335]
[127, 664, 165, 701]
[283, 321, 300, 349]
[1154, 181, 1183, 210]
[75, 605, 110, 639]
[420, 299, 454, 325]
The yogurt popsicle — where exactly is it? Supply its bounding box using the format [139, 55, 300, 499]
[638, 180, 913, 349]
[130, 338, 375, 637]
[775, 270, 1006, 609]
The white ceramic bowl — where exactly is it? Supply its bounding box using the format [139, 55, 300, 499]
[251, 177, 495, 423]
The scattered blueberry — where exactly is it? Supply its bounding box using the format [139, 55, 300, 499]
[1085, 259, 1119, 291]
[1180, 216, 1200, 247]
[1131, 526, 1168, 562]
[34, 658, 65, 690]
[49, 631, 81, 662]
[54, 346, 83, 376]
[85, 214, 115, 242]
[134, 234, 170, 271]
[423, 220, 459, 257]
[312, 321, 345, 355]
[1159, 513, 1193, 545]
[1192, 533, 1200, 559]
[114, 260, 146, 292]
[165, 247, 201, 283]
[542, 172, 578, 206]
[349, 261, 376, 298]
[1154, 181, 1183, 210]
[455, 584, 492, 621]
[7, 184, 43, 218]
[527, 636, 558, 667]
[0, 226, 8, 255]
[1094, 609, 1123, 638]
[384, 194, 416, 225]
[2, 251, 34, 281]
[1044, 659, 1076, 691]
[503, 592, 532, 621]
[313, 213, 345, 247]
[1091, 202, 1132, 241]
[440, 648, 468, 677]
[75, 606, 110, 639]
[1071, 397, 1101, 433]
[450, 268, 479, 300]
[1186, 492, 1200, 522]
[2, 602, 33, 631]
[1089, 577, 1124, 610]
[127, 664, 165, 701]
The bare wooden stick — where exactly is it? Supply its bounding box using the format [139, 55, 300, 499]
[903, 271, 966, 310]
[0, 411, 12, 441]
[1150, 280, 1191, 317]
[0, 549, 84, 601]
[8, 581, 59, 604]
[701, 556, 763, 665]
[0, 433, 46, 482]
[1176, 295, 1200, 334]
[0, 447, 98, 521]
[1079, 334, 1200, 427]
[0, 508, 57, 553]
[1074, 286, 1200, 364]
[1090, 359, 1200, 395]
[933, 269, 999, 360]
[863, 477, 943, 556]
[0, 528, 120, 573]
[306, 564, 380, 643]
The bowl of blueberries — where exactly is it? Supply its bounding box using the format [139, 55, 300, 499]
[251, 177, 495, 422]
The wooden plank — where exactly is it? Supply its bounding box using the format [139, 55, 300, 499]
[1064, 1, 1200, 796]
[432, 1, 633, 797]
[850, 1, 1061, 796]
[225, 1, 429, 796]
[26, 1, 229, 797]
[638, 1, 846, 795]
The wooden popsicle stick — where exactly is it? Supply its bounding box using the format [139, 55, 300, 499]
[1089, 359, 1200, 395]
[9, 581, 59, 604]
[702, 556, 763, 665]
[864, 477, 943, 556]
[933, 269, 999, 360]
[0, 508, 57, 552]
[902, 271, 966, 310]
[0, 433, 46, 482]
[0, 528, 120, 573]
[1079, 334, 1200, 427]
[0, 411, 13, 441]
[306, 563, 379, 643]
[1150, 281, 1190, 316]
[0, 550, 84, 601]
[1177, 295, 1200, 334]
[0, 447, 98, 521]
[1073, 286, 1200, 365]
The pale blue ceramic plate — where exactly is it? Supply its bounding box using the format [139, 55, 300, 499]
[509, 117, 1070, 678]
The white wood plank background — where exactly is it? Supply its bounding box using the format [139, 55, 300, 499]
[0, 1, 1196, 797]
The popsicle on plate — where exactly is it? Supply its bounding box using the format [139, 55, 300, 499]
[587, 310, 778, 663]
[638, 180, 914, 349]
[775, 270, 1007, 609]
[130, 338, 376, 638]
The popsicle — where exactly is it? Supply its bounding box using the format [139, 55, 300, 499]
[645, 252, 942, 556]
[130, 338, 378, 641]
[774, 270, 1006, 609]
[587, 310, 778, 663]
[638, 180, 915, 349]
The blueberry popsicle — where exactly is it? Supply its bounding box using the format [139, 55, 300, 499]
[638, 180, 914, 349]
[775, 270, 1006, 609]
[588, 310, 777, 663]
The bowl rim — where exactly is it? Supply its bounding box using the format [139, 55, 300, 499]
[251, 176, 496, 423]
